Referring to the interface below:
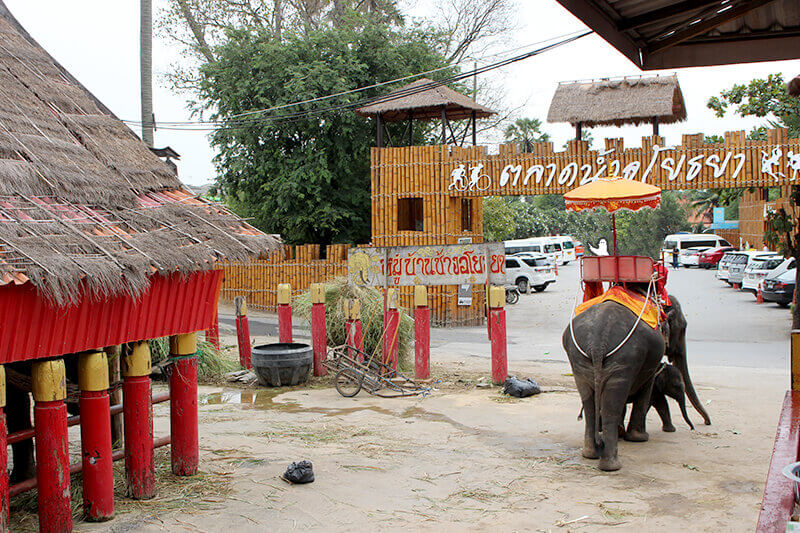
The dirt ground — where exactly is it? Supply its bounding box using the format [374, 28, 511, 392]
[77, 349, 784, 533]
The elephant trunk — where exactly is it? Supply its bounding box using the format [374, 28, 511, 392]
[592, 348, 604, 448]
[674, 338, 711, 425]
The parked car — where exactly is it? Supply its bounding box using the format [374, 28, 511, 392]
[727, 251, 780, 287]
[763, 268, 796, 307]
[742, 257, 794, 294]
[505, 254, 556, 293]
[698, 246, 735, 269]
[679, 246, 712, 268]
[716, 251, 737, 282]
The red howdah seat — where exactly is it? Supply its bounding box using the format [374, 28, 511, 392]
[581, 255, 655, 283]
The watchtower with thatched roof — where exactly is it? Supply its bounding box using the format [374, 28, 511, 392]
[356, 78, 495, 147]
[0, 1, 277, 528]
[547, 74, 687, 139]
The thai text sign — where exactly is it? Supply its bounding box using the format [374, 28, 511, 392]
[348, 243, 505, 287]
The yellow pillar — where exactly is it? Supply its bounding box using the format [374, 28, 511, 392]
[792, 330, 800, 391]
[122, 342, 151, 378]
[78, 351, 109, 392]
[32, 360, 66, 402]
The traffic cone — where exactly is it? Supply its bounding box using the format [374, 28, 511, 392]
[757, 282, 764, 304]
[732, 281, 739, 289]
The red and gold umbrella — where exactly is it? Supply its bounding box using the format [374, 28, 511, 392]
[564, 177, 661, 254]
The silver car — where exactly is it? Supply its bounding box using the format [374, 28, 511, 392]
[727, 251, 780, 286]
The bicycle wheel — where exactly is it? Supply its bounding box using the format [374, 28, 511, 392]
[335, 368, 364, 397]
[476, 174, 492, 191]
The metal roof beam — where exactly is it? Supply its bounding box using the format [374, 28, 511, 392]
[555, 0, 643, 67]
[617, 0, 725, 32]
[647, 0, 781, 54]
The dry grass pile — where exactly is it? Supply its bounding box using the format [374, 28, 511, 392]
[149, 338, 239, 382]
[294, 277, 414, 371]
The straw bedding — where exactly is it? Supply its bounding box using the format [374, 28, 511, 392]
[0, 3, 278, 305]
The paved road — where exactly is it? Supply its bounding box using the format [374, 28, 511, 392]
[433, 262, 791, 369]
[219, 262, 792, 370]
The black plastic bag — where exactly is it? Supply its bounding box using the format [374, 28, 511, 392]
[283, 460, 315, 484]
[503, 376, 541, 398]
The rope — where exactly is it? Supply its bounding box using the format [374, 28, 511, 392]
[568, 274, 657, 360]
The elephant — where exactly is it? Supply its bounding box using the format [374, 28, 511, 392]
[622, 362, 694, 433]
[563, 293, 710, 471]
[563, 299, 665, 471]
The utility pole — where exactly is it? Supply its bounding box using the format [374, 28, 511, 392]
[140, 0, 154, 147]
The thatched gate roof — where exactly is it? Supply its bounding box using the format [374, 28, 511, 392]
[547, 75, 687, 128]
[0, 2, 277, 305]
[356, 78, 495, 122]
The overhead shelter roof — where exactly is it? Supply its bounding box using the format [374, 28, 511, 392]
[554, 0, 800, 70]
[0, 1, 278, 305]
[547, 74, 687, 127]
[356, 78, 496, 122]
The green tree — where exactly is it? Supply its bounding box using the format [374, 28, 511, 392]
[503, 118, 550, 153]
[707, 73, 800, 138]
[764, 186, 800, 327]
[199, 17, 451, 244]
[482, 197, 516, 241]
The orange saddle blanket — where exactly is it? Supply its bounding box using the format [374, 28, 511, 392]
[574, 286, 664, 330]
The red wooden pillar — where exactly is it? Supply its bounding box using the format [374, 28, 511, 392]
[169, 333, 199, 476]
[383, 288, 399, 371]
[345, 299, 364, 361]
[0, 366, 8, 532]
[32, 359, 71, 532]
[310, 284, 327, 376]
[122, 342, 155, 499]
[489, 286, 508, 385]
[234, 296, 252, 369]
[205, 310, 220, 349]
[277, 283, 293, 343]
[78, 351, 114, 521]
[414, 286, 431, 379]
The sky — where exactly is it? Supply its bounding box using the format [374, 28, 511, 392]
[5, 0, 800, 186]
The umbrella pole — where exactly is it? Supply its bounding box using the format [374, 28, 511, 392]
[612, 213, 618, 255]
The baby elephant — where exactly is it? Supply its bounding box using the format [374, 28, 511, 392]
[649, 362, 695, 432]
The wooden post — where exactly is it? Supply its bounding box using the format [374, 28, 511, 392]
[652, 116, 660, 137]
[234, 296, 252, 369]
[78, 350, 114, 521]
[310, 283, 327, 377]
[471, 110, 477, 146]
[383, 288, 400, 372]
[32, 359, 71, 532]
[277, 283, 293, 343]
[489, 286, 507, 385]
[792, 330, 800, 391]
[123, 342, 155, 499]
[169, 333, 199, 476]
[575, 122, 582, 142]
[414, 286, 430, 379]
[441, 106, 447, 145]
[345, 299, 364, 361]
[377, 113, 383, 148]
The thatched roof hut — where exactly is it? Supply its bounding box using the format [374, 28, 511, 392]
[356, 78, 495, 122]
[0, 1, 277, 305]
[547, 75, 687, 128]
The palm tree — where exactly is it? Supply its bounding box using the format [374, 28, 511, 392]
[504, 118, 550, 153]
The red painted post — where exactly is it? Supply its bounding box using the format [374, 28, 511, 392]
[169, 333, 199, 476]
[310, 284, 327, 376]
[345, 299, 364, 361]
[414, 286, 431, 379]
[78, 351, 114, 521]
[234, 296, 252, 369]
[122, 342, 155, 499]
[0, 366, 8, 532]
[277, 283, 293, 343]
[489, 286, 508, 385]
[205, 311, 220, 349]
[383, 288, 399, 371]
[32, 359, 71, 532]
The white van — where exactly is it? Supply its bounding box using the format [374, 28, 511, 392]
[662, 233, 731, 265]
[504, 237, 566, 265]
[551, 236, 577, 263]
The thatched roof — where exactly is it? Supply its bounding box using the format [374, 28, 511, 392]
[0, 2, 278, 305]
[547, 75, 687, 128]
[356, 78, 496, 122]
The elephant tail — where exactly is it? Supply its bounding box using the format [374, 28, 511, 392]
[593, 351, 604, 449]
[674, 342, 711, 425]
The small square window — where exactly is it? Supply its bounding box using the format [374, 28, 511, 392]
[398, 197, 423, 231]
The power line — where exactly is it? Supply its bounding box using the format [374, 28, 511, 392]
[127, 30, 591, 132]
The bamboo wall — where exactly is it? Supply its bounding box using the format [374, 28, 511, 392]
[738, 186, 792, 249]
[221, 126, 800, 326]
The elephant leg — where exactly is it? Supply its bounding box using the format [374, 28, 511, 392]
[652, 394, 675, 432]
[625, 379, 654, 442]
[7, 386, 35, 483]
[598, 381, 627, 472]
[581, 393, 599, 459]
